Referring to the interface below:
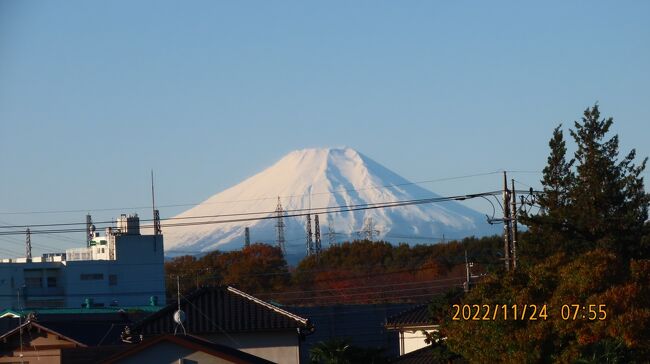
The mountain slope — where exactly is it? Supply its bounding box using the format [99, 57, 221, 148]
[163, 147, 497, 256]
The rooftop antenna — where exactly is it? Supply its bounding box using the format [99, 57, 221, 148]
[173, 275, 187, 335]
[275, 197, 286, 255]
[25, 228, 32, 260]
[151, 170, 162, 236]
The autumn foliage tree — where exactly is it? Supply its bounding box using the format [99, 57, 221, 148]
[166, 243, 290, 296]
[445, 105, 650, 363]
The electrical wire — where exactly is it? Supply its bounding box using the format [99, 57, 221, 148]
[0, 170, 509, 216]
[0, 190, 515, 235]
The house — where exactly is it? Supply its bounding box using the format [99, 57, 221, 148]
[0, 319, 88, 363]
[0, 286, 312, 363]
[385, 304, 437, 356]
[0, 214, 166, 309]
[75, 334, 275, 364]
[0, 321, 273, 364]
[290, 303, 413, 363]
[130, 286, 314, 364]
[0, 310, 149, 363]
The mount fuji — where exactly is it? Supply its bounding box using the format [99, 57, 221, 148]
[163, 147, 498, 257]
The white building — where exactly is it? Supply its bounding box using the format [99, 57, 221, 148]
[385, 304, 437, 356]
[0, 214, 166, 310]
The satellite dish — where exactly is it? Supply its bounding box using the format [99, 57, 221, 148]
[173, 310, 186, 325]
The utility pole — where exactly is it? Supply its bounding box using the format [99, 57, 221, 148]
[503, 171, 511, 271]
[25, 228, 32, 260]
[275, 197, 286, 255]
[244, 227, 250, 248]
[511, 179, 518, 270]
[464, 249, 470, 292]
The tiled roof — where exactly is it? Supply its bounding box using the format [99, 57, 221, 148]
[0, 317, 20, 336]
[390, 345, 435, 363]
[0, 321, 87, 347]
[385, 304, 433, 329]
[96, 334, 275, 364]
[0, 311, 149, 346]
[134, 286, 312, 336]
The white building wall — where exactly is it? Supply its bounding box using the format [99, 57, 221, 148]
[63, 234, 165, 308]
[0, 233, 166, 310]
[400, 329, 435, 355]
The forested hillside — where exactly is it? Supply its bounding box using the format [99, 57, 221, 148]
[165, 235, 503, 305]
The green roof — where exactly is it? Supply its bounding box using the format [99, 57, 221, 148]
[0, 305, 162, 317]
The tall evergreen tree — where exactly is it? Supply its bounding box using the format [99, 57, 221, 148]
[524, 104, 648, 259]
[568, 105, 648, 257]
[447, 105, 650, 362]
[522, 125, 575, 257]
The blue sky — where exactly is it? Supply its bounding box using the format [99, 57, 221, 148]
[0, 1, 648, 255]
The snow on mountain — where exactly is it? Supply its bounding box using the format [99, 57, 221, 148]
[163, 147, 497, 256]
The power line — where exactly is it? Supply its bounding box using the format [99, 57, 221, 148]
[0, 170, 537, 216]
[0, 190, 514, 235]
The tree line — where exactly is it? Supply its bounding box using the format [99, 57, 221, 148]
[165, 235, 504, 305]
[433, 104, 650, 363]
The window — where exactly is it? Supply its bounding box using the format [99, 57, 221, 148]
[47, 277, 57, 288]
[80, 273, 104, 281]
[109, 274, 117, 286]
[25, 277, 42, 288]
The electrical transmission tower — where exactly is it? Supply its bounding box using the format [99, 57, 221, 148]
[244, 227, 250, 248]
[275, 197, 286, 255]
[86, 214, 93, 247]
[306, 214, 314, 256]
[25, 228, 32, 260]
[326, 214, 336, 246]
[362, 216, 380, 241]
[314, 215, 322, 256]
[151, 171, 162, 236]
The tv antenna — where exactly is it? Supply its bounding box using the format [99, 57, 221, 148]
[173, 275, 187, 335]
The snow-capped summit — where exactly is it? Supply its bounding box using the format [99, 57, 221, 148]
[163, 147, 496, 256]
